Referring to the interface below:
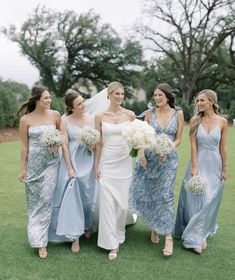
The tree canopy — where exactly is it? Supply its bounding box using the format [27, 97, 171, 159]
[138, 0, 235, 104]
[3, 6, 144, 97]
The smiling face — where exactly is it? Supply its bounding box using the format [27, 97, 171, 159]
[196, 93, 213, 112]
[36, 90, 51, 109]
[108, 86, 124, 105]
[72, 95, 86, 113]
[153, 89, 168, 107]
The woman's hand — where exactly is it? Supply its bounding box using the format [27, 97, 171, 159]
[190, 167, 198, 176]
[140, 156, 148, 170]
[68, 168, 76, 177]
[159, 154, 167, 162]
[87, 144, 95, 151]
[95, 166, 101, 180]
[19, 170, 26, 182]
[221, 170, 228, 181]
[49, 145, 59, 154]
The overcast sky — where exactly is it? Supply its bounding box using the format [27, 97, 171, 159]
[0, 0, 143, 87]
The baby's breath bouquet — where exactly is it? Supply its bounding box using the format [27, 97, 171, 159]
[78, 126, 101, 153]
[184, 175, 207, 194]
[41, 129, 64, 158]
[152, 133, 175, 157]
[122, 119, 156, 158]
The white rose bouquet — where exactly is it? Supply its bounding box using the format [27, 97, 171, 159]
[41, 128, 64, 158]
[122, 119, 156, 158]
[184, 174, 207, 194]
[78, 126, 101, 153]
[152, 133, 175, 158]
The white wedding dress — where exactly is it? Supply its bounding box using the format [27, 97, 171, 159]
[98, 121, 133, 250]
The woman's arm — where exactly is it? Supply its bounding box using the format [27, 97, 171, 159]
[60, 120, 76, 177]
[19, 116, 29, 182]
[94, 114, 103, 180]
[219, 117, 228, 180]
[189, 118, 198, 176]
[53, 110, 61, 129]
[173, 110, 184, 147]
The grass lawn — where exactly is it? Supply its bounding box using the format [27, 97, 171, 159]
[0, 126, 234, 280]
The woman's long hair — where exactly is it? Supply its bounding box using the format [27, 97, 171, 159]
[17, 85, 49, 117]
[154, 83, 175, 109]
[64, 90, 80, 116]
[190, 89, 219, 135]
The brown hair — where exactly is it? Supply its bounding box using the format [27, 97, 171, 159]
[154, 83, 175, 109]
[17, 85, 49, 117]
[190, 89, 219, 135]
[64, 90, 80, 115]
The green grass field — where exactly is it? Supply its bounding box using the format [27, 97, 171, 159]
[0, 126, 234, 280]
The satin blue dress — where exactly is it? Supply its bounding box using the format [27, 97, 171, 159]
[25, 124, 59, 248]
[174, 123, 224, 248]
[49, 118, 98, 242]
[129, 109, 180, 235]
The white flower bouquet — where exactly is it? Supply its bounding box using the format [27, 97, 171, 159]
[152, 133, 175, 157]
[184, 174, 207, 194]
[78, 126, 101, 153]
[41, 129, 64, 157]
[122, 119, 156, 158]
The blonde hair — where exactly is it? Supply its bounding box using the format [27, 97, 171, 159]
[107, 81, 124, 95]
[190, 89, 219, 135]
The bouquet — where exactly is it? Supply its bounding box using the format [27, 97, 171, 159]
[184, 174, 207, 194]
[122, 119, 156, 158]
[41, 129, 64, 157]
[78, 126, 101, 153]
[152, 133, 175, 158]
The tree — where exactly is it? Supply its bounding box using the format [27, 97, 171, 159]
[2, 6, 144, 97]
[138, 0, 235, 104]
[0, 81, 18, 128]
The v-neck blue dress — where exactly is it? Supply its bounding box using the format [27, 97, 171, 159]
[174, 123, 224, 248]
[129, 108, 180, 235]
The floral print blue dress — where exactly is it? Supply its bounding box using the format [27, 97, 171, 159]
[25, 124, 59, 248]
[129, 109, 180, 235]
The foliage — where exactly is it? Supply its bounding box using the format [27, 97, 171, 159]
[2, 6, 145, 97]
[124, 100, 148, 117]
[138, 0, 235, 104]
[228, 100, 235, 121]
[0, 82, 19, 128]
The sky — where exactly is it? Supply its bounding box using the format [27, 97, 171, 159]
[0, 0, 143, 87]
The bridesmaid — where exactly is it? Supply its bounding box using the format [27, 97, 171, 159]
[18, 85, 61, 259]
[49, 90, 98, 253]
[129, 83, 184, 257]
[174, 89, 228, 254]
[94, 81, 135, 260]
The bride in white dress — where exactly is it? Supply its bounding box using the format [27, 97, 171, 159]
[94, 81, 135, 260]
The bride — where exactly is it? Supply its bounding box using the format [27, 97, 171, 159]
[94, 81, 135, 260]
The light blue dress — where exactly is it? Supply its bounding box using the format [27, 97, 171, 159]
[25, 124, 59, 248]
[129, 109, 180, 235]
[49, 118, 98, 242]
[174, 124, 224, 248]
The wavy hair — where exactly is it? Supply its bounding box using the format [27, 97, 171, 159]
[17, 85, 49, 117]
[190, 89, 219, 135]
[154, 83, 175, 109]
